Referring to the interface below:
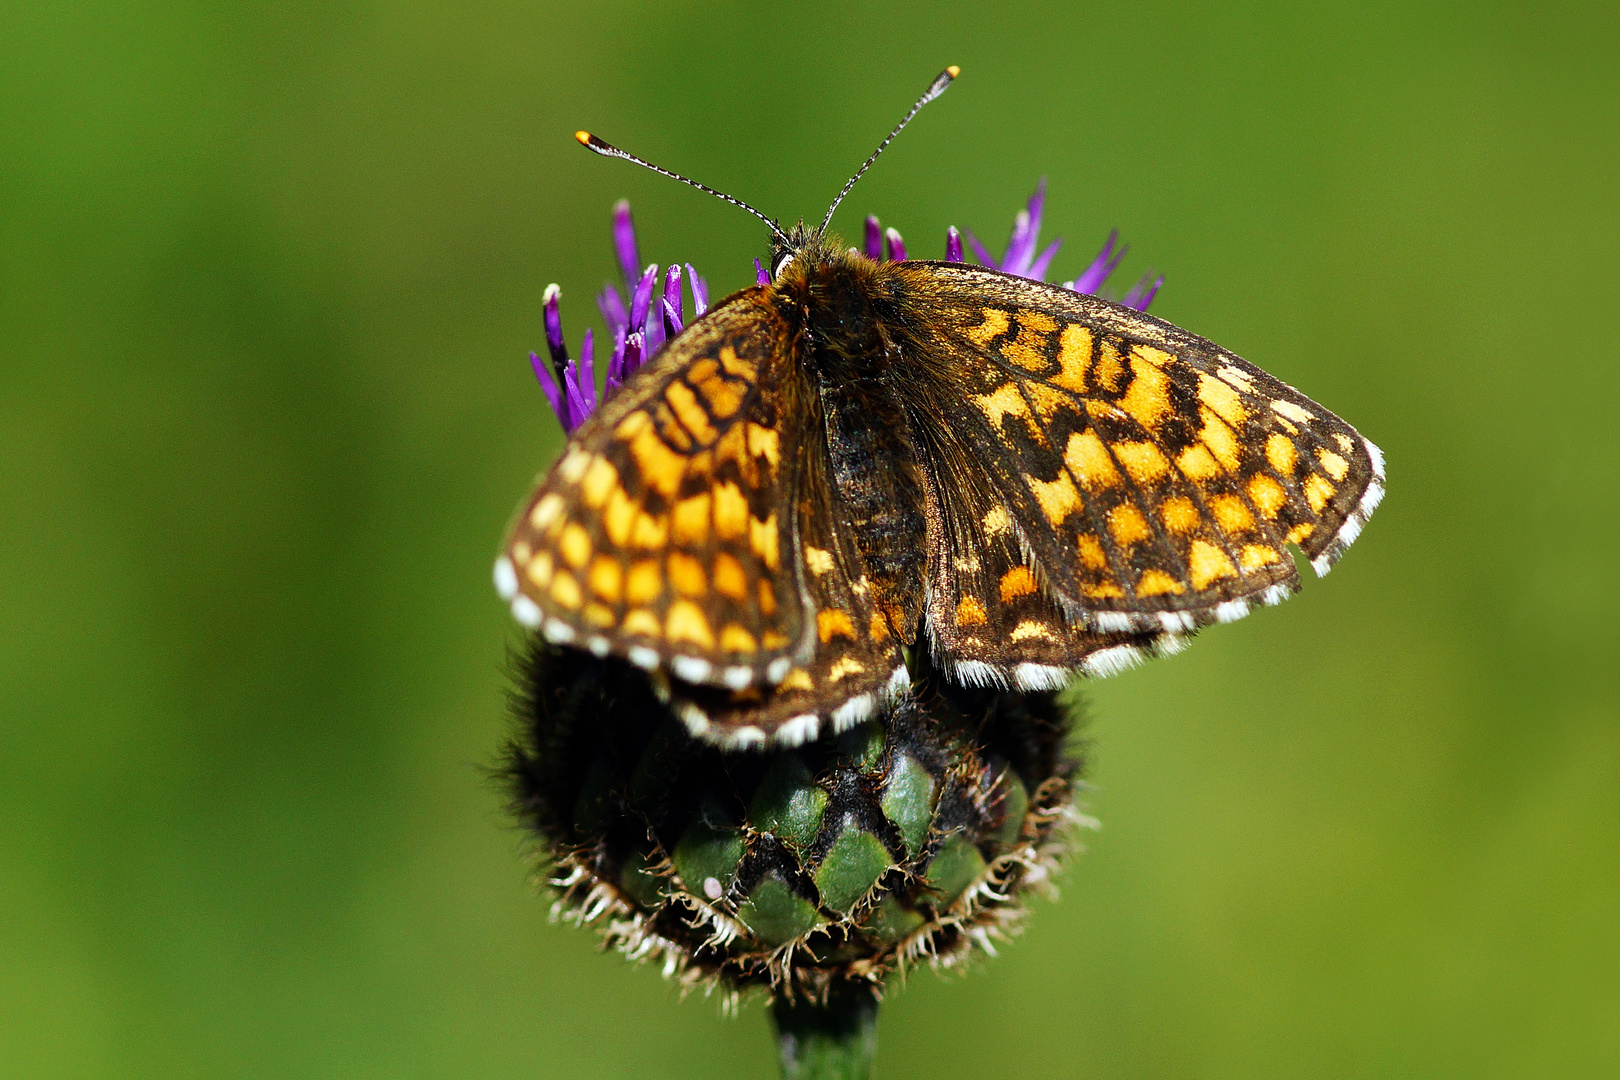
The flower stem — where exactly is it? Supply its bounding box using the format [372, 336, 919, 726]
[770, 982, 880, 1080]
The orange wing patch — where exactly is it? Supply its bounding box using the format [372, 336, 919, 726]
[663, 483, 911, 749]
[497, 292, 810, 691]
[900, 261, 1383, 643]
[920, 458, 1187, 690]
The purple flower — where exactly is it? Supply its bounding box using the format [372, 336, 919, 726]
[535, 200, 709, 433]
[868, 179, 1164, 311]
[533, 184, 1163, 431]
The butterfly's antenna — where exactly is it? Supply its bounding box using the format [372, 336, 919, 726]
[575, 131, 789, 245]
[818, 66, 959, 237]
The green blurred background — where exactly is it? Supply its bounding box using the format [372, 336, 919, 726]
[4, 1, 1617, 1076]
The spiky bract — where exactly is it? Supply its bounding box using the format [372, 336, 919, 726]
[505, 643, 1088, 1006]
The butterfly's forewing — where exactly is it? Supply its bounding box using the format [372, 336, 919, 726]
[897, 262, 1384, 650]
[498, 291, 812, 690]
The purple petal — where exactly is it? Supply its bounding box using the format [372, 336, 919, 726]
[1024, 180, 1047, 244]
[607, 327, 627, 387]
[1000, 182, 1049, 277]
[530, 351, 566, 430]
[945, 226, 964, 262]
[663, 264, 684, 331]
[631, 265, 662, 355]
[754, 258, 768, 286]
[597, 285, 628, 337]
[1027, 237, 1063, 282]
[687, 264, 709, 316]
[1073, 231, 1126, 295]
[577, 329, 597, 418]
[1003, 209, 1035, 276]
[555, 328, 597, 433]
[629, 265, 657, 334]
[884, 227, 907, 262]
[1121, 273, 1164, 312]
[963, 230, 996, 267]
[563, 362, 588, 431]
[622, 331, 644, 380]
[612, 200, 641, 292]
[662, 297, 682, 339]
[865, 215, 883, 260]
[541, 283, 574, 424]
[543, 284, 568, 366]
[1140, 278, 1162, 311]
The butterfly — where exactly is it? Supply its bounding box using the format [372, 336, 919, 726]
[495, 67, 1384, 748]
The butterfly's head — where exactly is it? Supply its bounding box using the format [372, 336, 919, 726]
[768, 221, 823, 282]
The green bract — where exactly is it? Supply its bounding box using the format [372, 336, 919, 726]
[506, 641, 1088, 1006]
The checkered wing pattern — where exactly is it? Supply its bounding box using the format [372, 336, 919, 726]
[498, 289, 907, 744]
[898, 262, 1384, 682]
[499, 292, 815, 691]
[913, 419, 1179, 688]
[661, 469, 911, 746]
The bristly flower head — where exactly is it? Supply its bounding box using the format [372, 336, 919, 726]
[532, 185, 1161, 431]
[507, 640, 1087, 1007]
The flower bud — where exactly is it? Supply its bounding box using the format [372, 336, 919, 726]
[506, 641, 1088, 1006]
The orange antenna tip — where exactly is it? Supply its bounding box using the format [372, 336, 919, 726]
[946, 65, 960, 78]
[569, 128, 786, 241]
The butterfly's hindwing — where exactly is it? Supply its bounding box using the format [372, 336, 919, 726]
[897, 262, 1384, 640]
[918, 451, 1185, 689]
[662, 561, 910, 748]
[500, 291, 814, 689]
[662, 386, 911, 747]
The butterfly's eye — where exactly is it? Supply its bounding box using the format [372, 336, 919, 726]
[771, 251, 796, 281]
